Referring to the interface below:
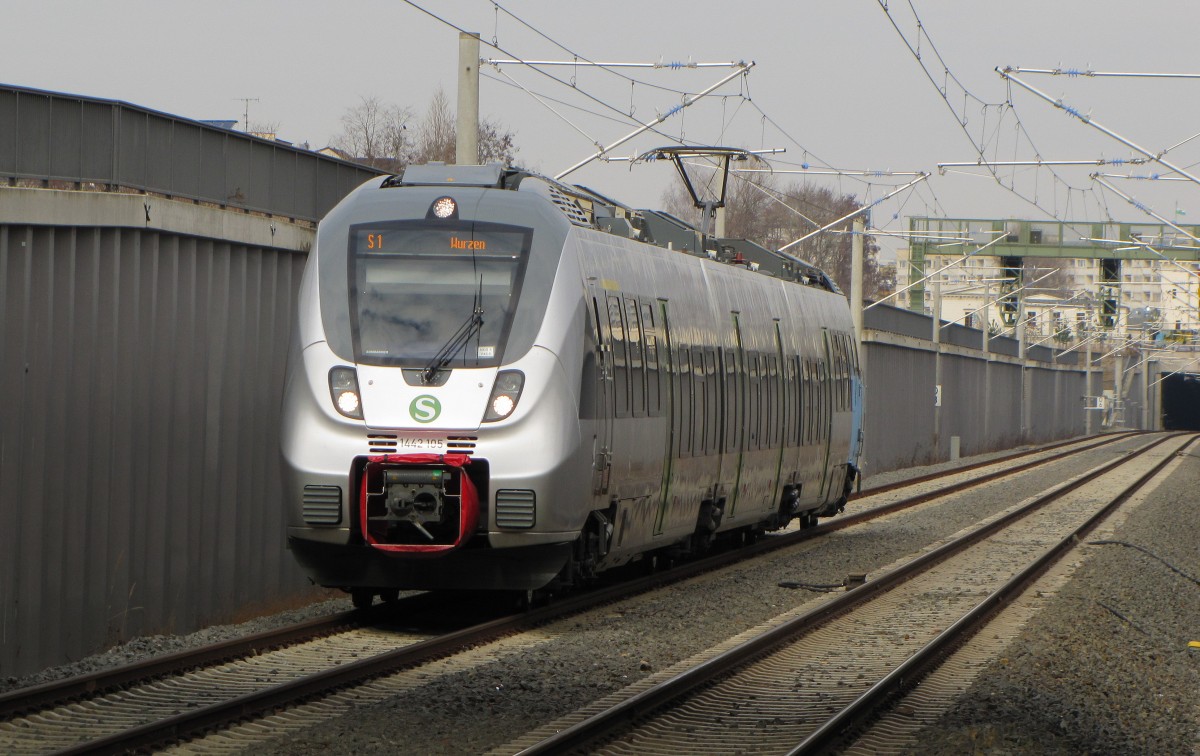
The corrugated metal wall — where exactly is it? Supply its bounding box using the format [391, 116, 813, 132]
[0, 222, 316, 676]
[862, 304, 1087, 473]
[0, 84, 384, 222]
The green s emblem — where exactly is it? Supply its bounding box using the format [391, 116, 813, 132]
[409, 394, 442, 423]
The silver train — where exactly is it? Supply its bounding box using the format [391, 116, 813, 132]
[281, 162, 863, 605]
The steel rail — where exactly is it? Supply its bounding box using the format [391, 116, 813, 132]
[792, 432, 1197, 754]
[513, 433, 1182, 754]
[0, 609, 363, 719]
[851, 431, 1136, 500]
[10, 433, 1128, 721]
[19, 432, 1138, 754]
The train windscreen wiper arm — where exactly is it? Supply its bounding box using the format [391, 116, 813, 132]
[421, 287, 484, 385]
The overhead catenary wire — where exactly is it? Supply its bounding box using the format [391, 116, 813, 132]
[735, 168, 928, 179]
[874, 0, 1097, 224]
[1004, 66, 1200, 81]
[1083, 234, 1200, 288]
[554, 63, 754, 180]
[402, 0, 710, 155]
[488, 1, 712, 97]
[480, 70, 642, 129]
[938, 158, 1150, 172]
[489, 0, 916, 213]
[489, 66, 603, 147]
[941, 268, 1061, 333]
[868, 231, 1008, 311]
[483, 58, 746, 69]
[1092, 176, 1200, 247]
[779, 173, 930, 254]
[1093, 173, 1191, 182]
[449, 3, 772, 183]
[1001, 69, 1200, 190]
[412, 0, 918, 256]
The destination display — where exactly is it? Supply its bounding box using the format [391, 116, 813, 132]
[354, 225, 527, 258]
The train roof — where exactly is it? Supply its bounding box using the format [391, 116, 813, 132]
[387, 162, 841, 293]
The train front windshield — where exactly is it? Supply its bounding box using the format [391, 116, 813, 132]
[348, 220, 533, 367]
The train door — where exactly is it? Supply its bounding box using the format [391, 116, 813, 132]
[771, 321, 786, 499]
[728, 313, 746, 517]
[587, 283, 615, 495]
[818, 327, 834, 500]
[653, 300, 674, 536]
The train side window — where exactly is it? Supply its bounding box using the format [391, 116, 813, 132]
[839, 334, 849, 410]
[606, 296, 629, 418]
[844, 334, 852, 407]
[691, 346, 705, 456]
[821, 359, 829, 440]
[816, 359, 824, 441]
[832, 335, 842, 412]
[831, 335, 840, 413]
[759, 354, 768, 448]
[803, 358, 813, 445]
[747, 353, 760, 450]
[762, 355, 771, 450]
[789, 355, 801, 447]
[724, 347, 739, 454]
[813, 358, 820, 444]
[846, 334, 855, 406]
[678, 345, 692, 458]
[625, 298, 645, 417]
[642, 302, 660, 416]
[768, 355, 780, 448]
[762, 355, 773, 449]
[829, 356, 836, 432]
[849, 335, 860, 407]
[831, 355, 838, 427]
[705, 348, 719, 455]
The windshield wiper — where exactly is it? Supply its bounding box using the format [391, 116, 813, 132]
[421, 281, 484, 385]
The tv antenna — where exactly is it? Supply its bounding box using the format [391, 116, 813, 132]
[233, 97, 260, 132]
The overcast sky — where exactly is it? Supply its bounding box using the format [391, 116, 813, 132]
[6, 1, 1200, 258]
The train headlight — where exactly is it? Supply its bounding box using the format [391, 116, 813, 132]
[329, 366, 364, 420]
[428, 196, 458, 220]
[483, 370, 524, 422]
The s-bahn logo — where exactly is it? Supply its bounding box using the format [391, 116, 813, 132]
[409, 395, 442, 423]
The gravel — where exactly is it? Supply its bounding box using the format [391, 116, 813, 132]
[905, 440, 1200, 755]
[6, 433, 1196, 754]
[0, 594, 354, 695]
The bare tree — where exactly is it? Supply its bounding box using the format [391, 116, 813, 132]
[248, 120, 282, 140]
[334, 89, 519, 171]
[478, 117, 518, 165]
[410, 87, 519, 166]
[332, 96, 413, 171]
[412, 89, 456, 164]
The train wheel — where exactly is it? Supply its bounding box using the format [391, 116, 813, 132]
[351, 588, 374, 609]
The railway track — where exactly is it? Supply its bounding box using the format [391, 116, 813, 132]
[501, 432, 1193, 754]
[0, 432, 1147, 754]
